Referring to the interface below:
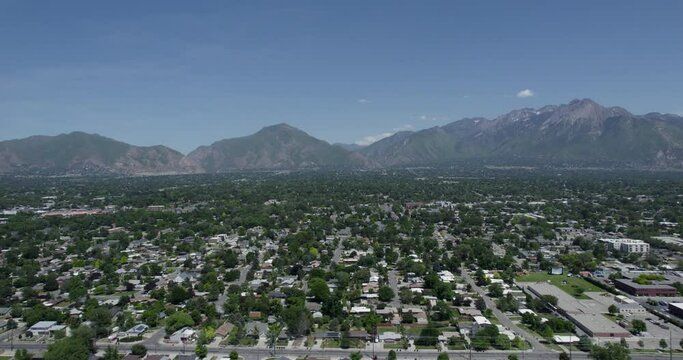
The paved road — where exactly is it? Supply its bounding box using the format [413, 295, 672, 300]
[2, 341, 683, 360]
[461, 266, 548, 352]
[238, 264, 251, 285]
[329, 238, 344, 269]
[387, 270, 401, 308]
[141, 328, 166, 349]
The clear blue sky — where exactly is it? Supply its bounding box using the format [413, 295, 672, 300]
[1, 1, 682, 152]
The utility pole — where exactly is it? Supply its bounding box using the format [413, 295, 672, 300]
[670, 327, 673, 360]
[372, 325, 376, 360]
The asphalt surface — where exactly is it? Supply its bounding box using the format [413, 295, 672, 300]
[460, 266, 549, 352]
[387, 269, 401, 308]
[3, 341, 683, 360]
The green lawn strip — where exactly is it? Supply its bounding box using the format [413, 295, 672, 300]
[517, 272, 601, 298]
[384, 340, 409, 349]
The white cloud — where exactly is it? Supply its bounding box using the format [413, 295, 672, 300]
[357, 98, 370, 104]
[416, 114, 449, 122]
[516, 89, 535, 98]
[355, 132, 394, 146]
[393, 124, 414, 131]
[354, 124, 414, 146]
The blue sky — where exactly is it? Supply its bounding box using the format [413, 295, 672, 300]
[1, 1, 682, 152]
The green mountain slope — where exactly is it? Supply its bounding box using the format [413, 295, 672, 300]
[0, 132, 187, 175]
[361, 99, 683, 168]
[185, 123, 369, 172]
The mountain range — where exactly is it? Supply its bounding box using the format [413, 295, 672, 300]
[1, 99, 682, 175]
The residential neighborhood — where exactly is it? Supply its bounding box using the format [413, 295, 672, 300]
[0, 171, 682, 360]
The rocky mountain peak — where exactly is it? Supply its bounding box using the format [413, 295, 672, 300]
[542, 98, 631, 129]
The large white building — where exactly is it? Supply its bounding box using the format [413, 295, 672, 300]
[600, 238, 650, 254]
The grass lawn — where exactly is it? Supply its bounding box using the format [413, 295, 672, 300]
[322, 339, 340, 348]
[517, 272, 602, 298]
[322, 339, 365, 349]
[377, 326, 401, 334]
[384, 339, 409, 349]
[519, 323, 550, 341]
[403, 325, 427, 336]
[486, 316, 501, 325]
[239, 337, 257, 346]
[545, 343, 564, 352]
[447, 338, 469, 350]
[305, 335, 315, 347]
[515, 340, 532, 350]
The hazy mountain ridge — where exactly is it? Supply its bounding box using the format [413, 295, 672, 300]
[361, 99, 683, 168]
[1, 99, 682, 175]
[0, 132, 187, 175]
[184, 123, 370, 172]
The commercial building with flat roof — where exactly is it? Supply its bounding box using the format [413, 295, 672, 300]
[599, 238, 650, 254]
[669, 303, 683, 318]
[613, 279, 677, 297]
[566, 313, 632, 338]
[523, 282, 631, 338]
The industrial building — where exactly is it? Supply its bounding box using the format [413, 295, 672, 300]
[523, 282, 631, 338]
[613, 279, 677, 297]
[669, 303, 683, 318]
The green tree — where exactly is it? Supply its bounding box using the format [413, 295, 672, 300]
[660, 339, 668, 348]
[350, 352, 362, 360]
[195, 343, 208, 358]
[131, 344, 147, 356]
[577, 335, 592, 351]
[71, 324, 96, 352]
[488, 283, 504, 298]
[472, 336, 490, 351]
[86, 306, 112, 337]
[165, 311, 195, 334]
[230, 351, 239, 360]
[475, 297, 487, 311]
[307, 277, 330, 302]
[437, 352, 449, 360]
[590, 342, 630, 360]
[14, 349, 33, 360]
[559, 353, 570, 360]
[44, 337, 90, 360]
[608, 304, 618, 315]
[267, 323, 282, 349]
[378, 285, 395, 302]
[102, 346, 121, 360]
[508, 355, 519, 360]
[631, 319, 646, 335]
[415, 326, 440, 347]
[495, 334, 511, 350]
[388, 350, 397, 360]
